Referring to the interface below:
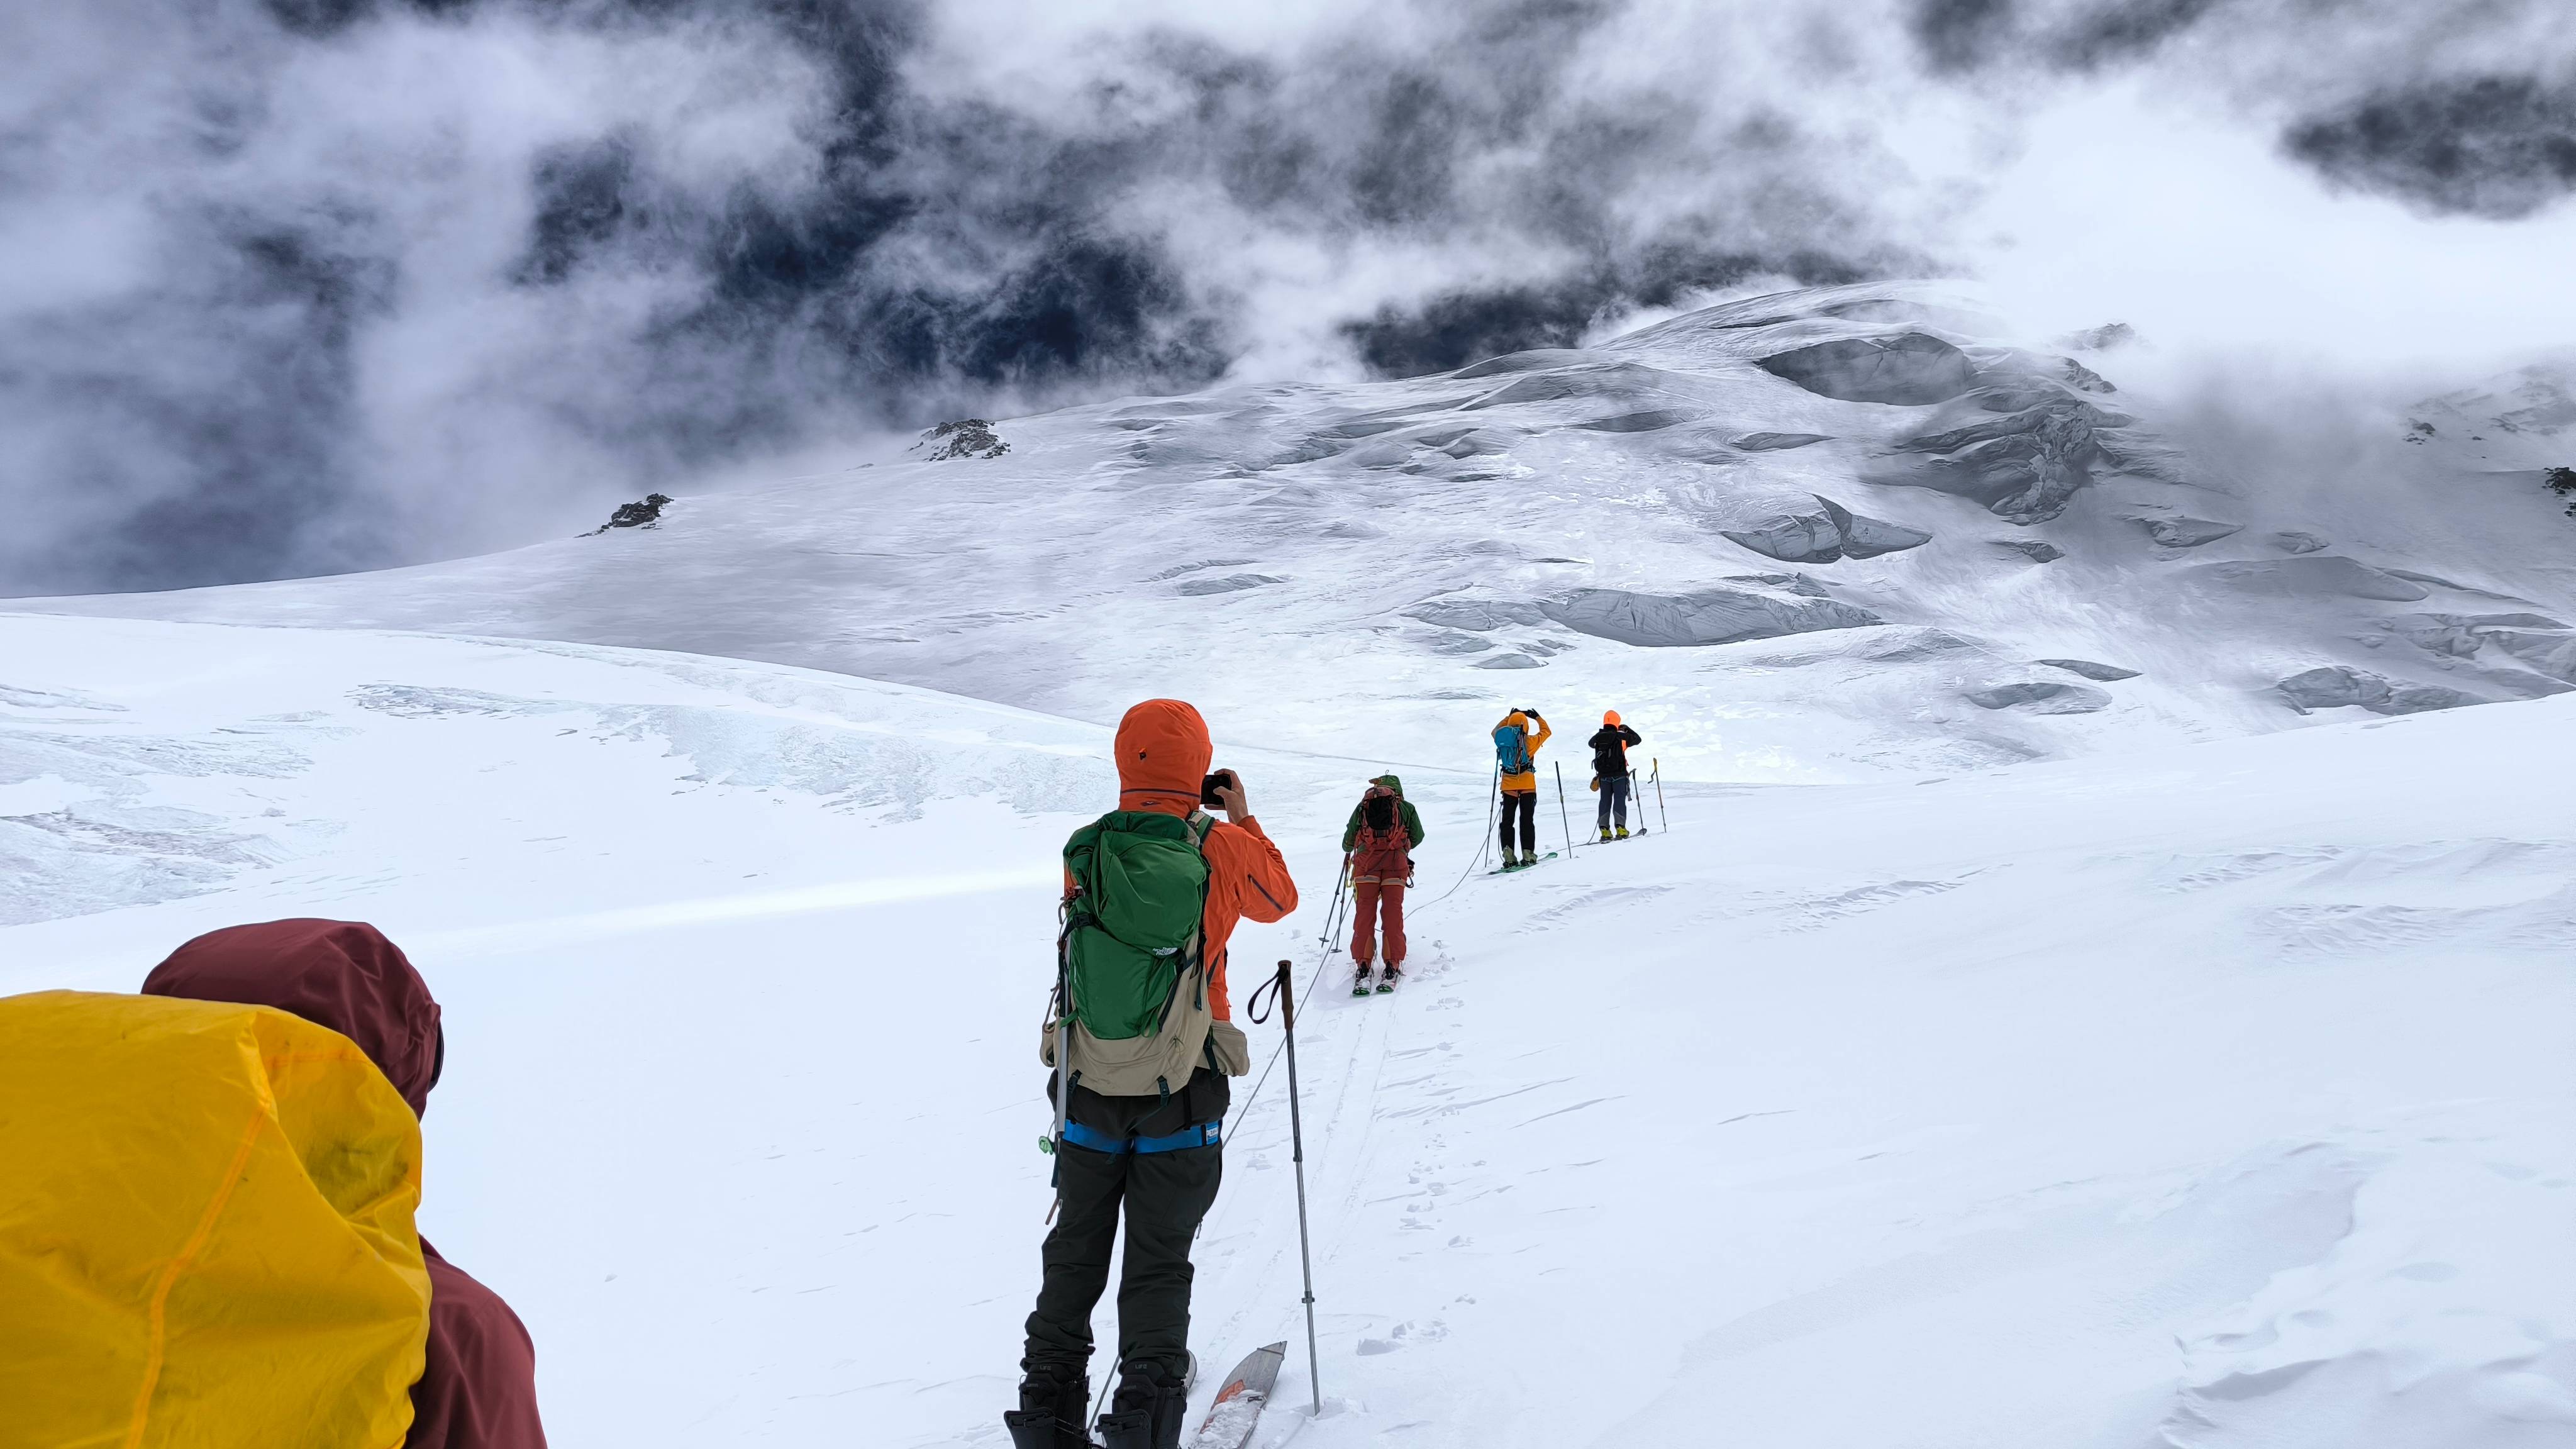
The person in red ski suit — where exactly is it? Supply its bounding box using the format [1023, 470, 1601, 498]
[1340, 774, 1426, 990]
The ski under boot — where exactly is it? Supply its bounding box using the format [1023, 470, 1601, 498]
[1098, 1362, 1188, 1449]
[1004, 1365, 1096, 1449]
[1377, 964, 1402, 992]
[1353, 963, 1374, 996]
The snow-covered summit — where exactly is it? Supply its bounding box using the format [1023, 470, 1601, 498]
[2407, 360, 2576, 472]
[23, 281, 2576, 781]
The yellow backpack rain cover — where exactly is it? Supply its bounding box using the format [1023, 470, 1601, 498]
[0, 990, 433, 1449]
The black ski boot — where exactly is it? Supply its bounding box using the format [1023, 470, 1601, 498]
[1377, 963, 1401, 992]
[1353, 962, 1374, 996]
[1005, 1363, 1096, 1449]
[1097, 1361, 1189, 1449]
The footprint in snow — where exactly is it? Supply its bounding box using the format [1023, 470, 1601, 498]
[1357, 1320, 1450, 1354]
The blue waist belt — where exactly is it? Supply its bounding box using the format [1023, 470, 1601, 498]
[1061, 1119, 1221, 1155]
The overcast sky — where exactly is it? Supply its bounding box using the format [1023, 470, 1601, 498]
[3, 0, 2570, 595]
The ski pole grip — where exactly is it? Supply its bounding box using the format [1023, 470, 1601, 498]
[1275, 959, 1294, 1029]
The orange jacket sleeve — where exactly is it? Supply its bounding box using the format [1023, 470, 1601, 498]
[1199, 816, 1298, 1020]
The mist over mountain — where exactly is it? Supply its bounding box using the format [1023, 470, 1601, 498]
[3, 0, 2572, 596]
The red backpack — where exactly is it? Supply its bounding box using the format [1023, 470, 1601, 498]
[1353, 787, 1410, 869]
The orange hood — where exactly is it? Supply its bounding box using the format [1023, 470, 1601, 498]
[1116, 699, 1212, 815]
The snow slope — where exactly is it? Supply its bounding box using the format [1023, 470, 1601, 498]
[6, 611, 2570, 1448]
[26, 283, 2576, 780]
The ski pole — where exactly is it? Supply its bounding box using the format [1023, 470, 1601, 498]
[1553, 761, 1575, 856]
[1319, 855, 1351, 956]
[1653, 757, 1668, 833]
[1252, 960, 1325, 1415]
[1043, 913, 1074, 1221]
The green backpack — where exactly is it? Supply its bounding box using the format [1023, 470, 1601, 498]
[1052, 810, 1215, 1095]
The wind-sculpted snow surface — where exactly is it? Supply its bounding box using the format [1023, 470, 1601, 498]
[2274, 667, 2484, 716]
[1883, 392, 2139, 523]
[1543, 585, 1881, 648]
[3, 613, 2567, 1449]
[1722, 496, 1932, 564]
[2192, 557, 2431, 602]
[1756, 333, 1979, 404]
[0, 618, 1116, 929]
[1964, 679, 2114, 713]
[23, 282, 2576, 780]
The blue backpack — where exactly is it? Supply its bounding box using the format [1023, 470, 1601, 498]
[1493, 723, 1531, 775]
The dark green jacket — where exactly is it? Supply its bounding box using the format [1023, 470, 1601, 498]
[1341, 774, 1427, 852]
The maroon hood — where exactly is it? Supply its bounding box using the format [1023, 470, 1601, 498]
[142, 919, 547, 1448]
[143, 918, 443, 1116]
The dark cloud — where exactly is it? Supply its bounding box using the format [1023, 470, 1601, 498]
[2284, 74, 2576, 220]
[3, 0, 1931, 595]
[516, 139, 641, 288]
[1911, 0, 2018, 75]
[260, 0, 469, 37]
[0, 209, 394, 595]
[2046, 0, 2224, 71]
[1908, 0, 2224, 74]
[6, 0, 2563, 596]
[1343, 247, 1872, 377]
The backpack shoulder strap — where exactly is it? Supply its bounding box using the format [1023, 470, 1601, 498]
[1179, 811, 1215, 964]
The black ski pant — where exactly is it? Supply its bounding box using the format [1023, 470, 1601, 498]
[1024, 1069, 1228, 1384]
[1596, 774, 1630, 830]
[1499, 789, 1538, 854]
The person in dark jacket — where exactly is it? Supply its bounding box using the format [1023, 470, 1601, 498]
[1340, 774, 1426, 991]
[142, 919, 548, 1449]
[1589, 711, 1643, 841]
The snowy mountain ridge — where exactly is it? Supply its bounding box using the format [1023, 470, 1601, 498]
[27, 282, 2576, 782]
[4, 280, 2573, 1448]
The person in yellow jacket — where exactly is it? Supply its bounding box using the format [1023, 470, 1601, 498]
[1491, 708, 1552, 869]
[0, 918, 548, 1449]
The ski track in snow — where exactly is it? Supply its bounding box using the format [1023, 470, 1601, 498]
[6, 611, 2571, 1449]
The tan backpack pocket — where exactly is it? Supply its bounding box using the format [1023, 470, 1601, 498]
[1065, 963, 1214, 1097]
[1205, 1019, 1252, 1077]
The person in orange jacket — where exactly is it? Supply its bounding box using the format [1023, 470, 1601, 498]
[1013, 699, 1297, 1449]
[1492, 708, 1552, 869]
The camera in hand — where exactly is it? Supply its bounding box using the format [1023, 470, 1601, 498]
[1199, 770, 1238, 808]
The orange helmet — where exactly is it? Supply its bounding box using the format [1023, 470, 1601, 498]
[1603, 710, 1621, 726]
